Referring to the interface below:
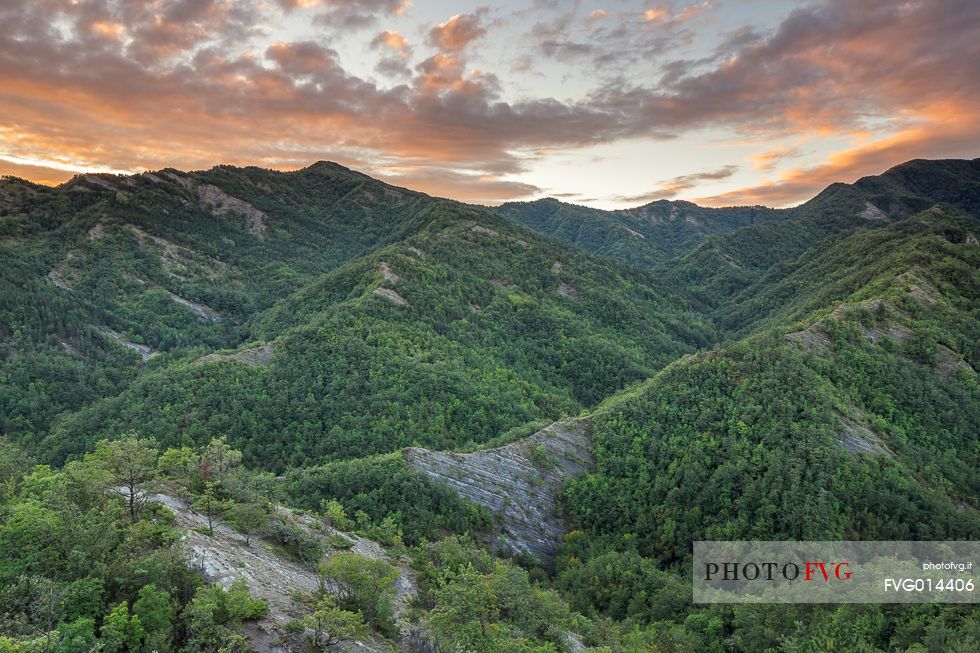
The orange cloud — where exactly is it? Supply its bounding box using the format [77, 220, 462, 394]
[266, 42, 337, 74]
[0, 159, 75, 186]
[697, 102, 980, 207]
[616, 165, 738, 204]
[0, 0, 977, 208]
[675, 2, 712, 22]
[644, 3, 711, 24]
[90, 21, 125, 39]
[749, 146, 802, 173]
[415, 54, 459, 91]
[428, 14, 486, 52]
[374, 30, 408, 51]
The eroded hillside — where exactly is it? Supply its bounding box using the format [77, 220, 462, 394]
[405, 419, 591, 565]
[2, 158, 979, 653]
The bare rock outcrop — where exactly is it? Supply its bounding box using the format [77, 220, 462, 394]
[404, 419, 592, 566]
[896, 268, 941, 306]
[378, 261, 400, 284]
[87, 222, 107, 240]
[373, 287, 408, 306]
[860, 201, 889, 221]
[785, 325, 831, 350]
[198, 342, 274, 366]
[150, 492, 408, 653]
[100, 328, 156, 362]
[197, 183, 268, 236]
[835, 411, 893, 457]
[936, 344, 975, 376]
[77, 174, 123, 192]
[861, 322, 911, 344]
[556, 282, 578, 300]
[47, 270, 72, 290]
[470, 225, 500, 237]
[166, 291, 222, 321]
[156, 171, 267, 235]
[127, 224, 226, 280]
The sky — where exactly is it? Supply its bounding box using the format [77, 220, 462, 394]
[0, 0, 978, 208]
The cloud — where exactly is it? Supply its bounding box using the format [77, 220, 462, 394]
[0, 159, 75, 186]
[749, 146, 802, 173]
[266, 42, 338, 75]
[282, 0, 411, 28]
[370, 29, 412, 76]
[529, 5, 696, 75]
[674, 2, 712, 22]
[616, 165, 738, 204]
[602, 0, 980, 135]
[415, 53, 467, 92]
[377, 166, 540, 204]
[527, 9, 600, 61]
[427, 14, 486, 52]
[376, 55, 411, 77]
[509, 54, 534, 73]
[644, 2, 711, 24]
[0, 0, 977, 206]
[697, 104, 980, 207]
[538, 39, 595, 59]
[90, 20, 125, 40]
[371, 30, 410, 54]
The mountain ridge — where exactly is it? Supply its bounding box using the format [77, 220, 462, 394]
[2, 156, 979, 653]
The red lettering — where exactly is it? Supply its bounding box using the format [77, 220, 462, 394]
[804, 561, 830, 581]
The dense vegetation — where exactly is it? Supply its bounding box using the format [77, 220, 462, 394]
[662, 158, 980, 310]
[0, 163, 434, 446]
[495, 198, 786, 269]
[280, 454, 493, 545]
[16, 196, 713, 467]
[1, 158, 978, 652]
[550, 204, 980, 651]
[0, 436, 271, 653]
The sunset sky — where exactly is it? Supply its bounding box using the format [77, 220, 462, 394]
[1, 0, 978, 208]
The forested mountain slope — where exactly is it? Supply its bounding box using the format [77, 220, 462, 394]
[1, 158, 978, 653]
[3, 174, 715, 467]
[548, 206, 980, 649]
[562, 209, 979, 560]
[717, 206, 980, 341]
[663, 158, 980, 309]
[1, 163, 437, 444]
[495, 197, 785, 269]
[497, 159, 980, 312]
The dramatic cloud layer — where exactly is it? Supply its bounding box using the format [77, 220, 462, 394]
[0, 0, 977, 206]
[619, 165, 738, 203]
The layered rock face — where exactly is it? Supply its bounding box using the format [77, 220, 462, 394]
[404, 419, 592, 566]
[149, 491, 411, 653]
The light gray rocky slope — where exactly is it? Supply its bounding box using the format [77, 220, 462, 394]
[403, 419, 592, 566]
[150, 492, 409, 653]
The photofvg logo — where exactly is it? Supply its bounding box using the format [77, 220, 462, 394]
[693, 541, 979, 604]
[704, 559, 852, 583]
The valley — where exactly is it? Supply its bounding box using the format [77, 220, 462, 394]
[1, 158, 978, 652]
